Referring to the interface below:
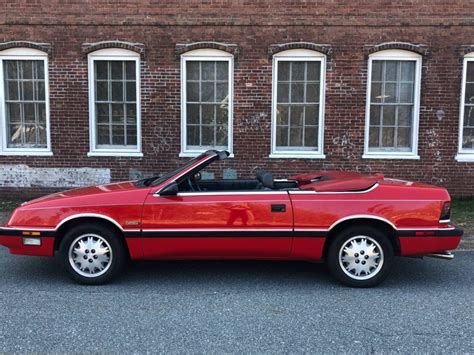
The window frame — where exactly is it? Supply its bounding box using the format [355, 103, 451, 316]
[180, 48, 234, 158]
[270, 49, 326, 159]
[456, 52, 474, 162]
[363, 49, 422, 160]
[87, 48, 142, 157]
[0, 47, 52, 156]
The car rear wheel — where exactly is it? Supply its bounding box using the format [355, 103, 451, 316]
[326, 226, 394, 287]
[59, 224, 126, 285]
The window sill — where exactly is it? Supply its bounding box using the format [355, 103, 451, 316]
[179, 151, 234, 158]
[362, 153, 420, 160]
[87, 151, 143, 158]
[0, 150, 53, 156]
[269, 153, 326, 159]
[455, 154, 474, 162]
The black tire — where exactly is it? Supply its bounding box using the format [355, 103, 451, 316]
[59, 223, 127, 285]
[326, 225, 394, 287]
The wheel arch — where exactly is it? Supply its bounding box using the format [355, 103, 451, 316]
[323, 216, 400, 258]
[54, 215, 128, 256]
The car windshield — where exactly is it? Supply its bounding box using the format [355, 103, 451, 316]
[136, 153, 207, 187]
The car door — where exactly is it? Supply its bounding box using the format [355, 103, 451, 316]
[140, 190, 293, 258]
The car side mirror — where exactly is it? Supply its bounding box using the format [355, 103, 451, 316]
[159, 182, 179, 196]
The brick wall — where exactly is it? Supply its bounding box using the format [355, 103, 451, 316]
[1, 0, 474, 197]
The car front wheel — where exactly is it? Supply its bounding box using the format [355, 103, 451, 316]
[326, 226, 394, 287]
[59, 224, 126, 285]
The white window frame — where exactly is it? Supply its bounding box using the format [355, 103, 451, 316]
[180, 48, 234, 158]
[0, 47, 52, 156]
[87, 48, 142, 157]
[363, 49, 422, 160]
[456, 52, 474, 162]
[270, 49, 326, 159]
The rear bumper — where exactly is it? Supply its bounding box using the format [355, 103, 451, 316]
[398, 227, 463, 256]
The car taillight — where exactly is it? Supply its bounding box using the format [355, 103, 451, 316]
[440, 201, 451, 222]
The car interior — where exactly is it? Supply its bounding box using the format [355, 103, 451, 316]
[177, 168, 299, 192]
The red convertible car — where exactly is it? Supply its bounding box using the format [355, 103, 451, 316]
[0, 150, 463, 287]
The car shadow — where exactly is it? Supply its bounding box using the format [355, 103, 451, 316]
[0, 248, 467, 290]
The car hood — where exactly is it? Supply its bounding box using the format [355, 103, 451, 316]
[22, 181, 143, 207]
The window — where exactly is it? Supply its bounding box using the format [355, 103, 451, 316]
[88, 48, 141, 157]
[270, 49, 326, 158]
[364, 49, 421, 159]
[181, 49, 233, 157]
[457, 53, 474, 162]
[0, 47, 51, 155]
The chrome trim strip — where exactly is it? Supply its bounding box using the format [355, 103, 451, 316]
[439, 219, 451, 224]
[176, 191, 289, 197]
[328, 214, 397, 230]
[0, 226, 55, 231]
[289, 183, 379, 195]
[141, 228, 293, 232]
[55, 213, 125, 231]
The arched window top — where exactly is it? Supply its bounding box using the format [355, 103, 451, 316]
[369, 49, 422, 60]
[465, 52, 474, 58]
[181, 48, 234, 58]
[273, 48, 326, 58]
[82, 40, 144, 56]
[176, 42, 238, 57]
[0, 47, 48, 57]
[268, 42, 331, 57]
[365, 42, 428, 57]
[87, 47, 140, 58]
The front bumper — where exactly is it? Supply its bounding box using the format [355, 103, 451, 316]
[0, 227, 56, 256]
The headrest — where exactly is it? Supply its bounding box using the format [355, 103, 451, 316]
[255, 169, 274, 189]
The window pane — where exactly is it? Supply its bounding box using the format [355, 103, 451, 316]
[369, 126, 380, 148]
[37, 81, 45, 101]
[306, 83, 319, 103]
[289, 127, 303, 146]
[24, 103, 35, 123]
[401, 62, 415, 82]
[382, 127, 395, 147]
[96, 61, 108, 80]
[304, 126, 317, 147]
[467, 62, 474, 82]
[216, 126, 228, 146]
[276, 126, 288, 147]
[8, 124, 22, 146]
[7, 103, 21, 123]
[96, 104, 109, 123]
[97, 125, 110, 145]
[126, 104, 137, 124]
[96, 81, 108, 101]
[36, 61, 44, 79]
[201, 104, 214, 124]
[278, 62, 290, 81]
[38, 104, 46, 124]
[216, 62, 228, 80]
[291, 62, 305, 81]
[399, 83, 413, 103]
[111, 62, 123, 80]
[187, 104, 200, 124]
[5, 61, 18, 79]
[126, 62, 136, 80]
[201, 82, 214, 102]
[371, 61, 383, 82]
[277, 83, 289, 102]
[276, 105, 289, 125]
[112, 82, 123, 101]
[305, 105, 318, 126]
[111, 104, 124, 124]
[187, 125, 199, 146]
[202, 62, 215, 80]
[23, 125, 37, 144]
[385, 61, 397, 81]
[186, 62, 199, 81]
[398, 106, 412, 126]
[127, 126, 137, 145]
[370, 105, 381, 125]
[382, 105, 395, 126]
[371, 83, 382, 103]
[23, 81, 34, 100]
[201, 125, 214, 145]
[215, 83, 228, 102]
[187, 82, 199, 102]
[126, 82, 136, 102]
[465, 83, 474, 104]
[307, 62, 320, 81]
[290, 106, 304, 126]
[291, 83, 304, 103]
[6, 81, 18, 100]
[112, 125, 124, 145]
[384, 83, 396, 103]
[462, 128, 474, 149]
[217, 106, 228, 125]
[397, 127, 411, 148]
[22, 61, 33, 79]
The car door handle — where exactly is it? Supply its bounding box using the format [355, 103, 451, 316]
[271, 204, 286, 213]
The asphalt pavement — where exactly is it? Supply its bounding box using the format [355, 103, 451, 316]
[0, 247, 472, 353]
